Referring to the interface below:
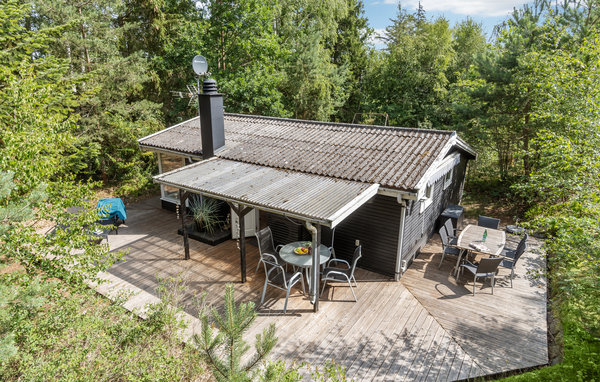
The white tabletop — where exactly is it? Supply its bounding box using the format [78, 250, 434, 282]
[456, 224, 505, 256]
[279, 241, 331, 268]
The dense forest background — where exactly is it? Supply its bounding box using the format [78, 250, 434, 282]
[1, 0, 599, 379]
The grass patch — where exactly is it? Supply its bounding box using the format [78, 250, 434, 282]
[0, 265, 206, 381]
[501, 323, 600, 381]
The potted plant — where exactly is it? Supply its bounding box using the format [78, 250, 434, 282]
[179, 197, 231, 245]
[189, 197, 222, 234]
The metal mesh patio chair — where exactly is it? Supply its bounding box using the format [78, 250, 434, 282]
[460, 257, 504, 295]
[443, 218, 458, 245]
[438, 226, 461, 268]
[321, 245, 362, 301]
[501, 232, 528, 260]
[328, 226, 337, 260]
[499, 234, 528, 287]
[478, 215, 500, 229]
[255, 227, 284, 273]
[260, 253, 305, 313]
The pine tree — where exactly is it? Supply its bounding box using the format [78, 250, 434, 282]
[194, 284, 278, 382]
[330, 0, 372, 123]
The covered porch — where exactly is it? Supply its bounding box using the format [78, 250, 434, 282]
[101, 196, 548, 381]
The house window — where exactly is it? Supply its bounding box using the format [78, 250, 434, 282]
[420, 183, 434, 213]
[158, 153, 185, 202]
[443, 168, 453, 190]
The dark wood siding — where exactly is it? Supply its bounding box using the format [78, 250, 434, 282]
[262, 195, 401, 277]
[333, 194, 401, 277]
[401, 153, 469, 264]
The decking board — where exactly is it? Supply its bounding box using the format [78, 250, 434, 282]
[101, 196, 548, 381]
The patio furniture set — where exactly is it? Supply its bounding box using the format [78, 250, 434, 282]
[50, 198, 127, 242]
[438, 213, 528, 295]
[255, 227, 361, 313]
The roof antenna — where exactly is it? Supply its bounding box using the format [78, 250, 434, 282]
[170, 54, 210, 107]
[352, 112, 389, 126]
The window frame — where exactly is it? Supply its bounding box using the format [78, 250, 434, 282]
[158, 152, 186, 203]
[443, 168, 453, 190]
[419, 183, 434, 214]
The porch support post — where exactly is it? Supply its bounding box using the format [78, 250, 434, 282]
[228, 202, 252, 283]
[178, 190, 190, 260]
[305, 221, 321, 312]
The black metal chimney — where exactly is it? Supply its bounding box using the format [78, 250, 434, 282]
[198, 78, 225, 159]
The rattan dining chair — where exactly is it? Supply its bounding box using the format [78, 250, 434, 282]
[321, 245, 362, 301]
[260, 253, 305, 313]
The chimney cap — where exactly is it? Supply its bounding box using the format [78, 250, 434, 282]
[202, 78, 218, 94]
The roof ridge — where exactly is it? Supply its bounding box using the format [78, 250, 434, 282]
[224, 113, 455, 135]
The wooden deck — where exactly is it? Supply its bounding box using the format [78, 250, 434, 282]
[401, 231, 548, 377]
[104, 196, 548, 381]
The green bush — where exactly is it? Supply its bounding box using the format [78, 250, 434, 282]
[0, 268, 206, 381]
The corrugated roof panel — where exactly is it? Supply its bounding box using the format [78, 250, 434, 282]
[139, 113, 458, 191]
[154, 158, 379, 227]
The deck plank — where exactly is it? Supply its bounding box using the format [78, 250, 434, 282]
[102, 196, 548, 381]
[401, 231, 548, 376]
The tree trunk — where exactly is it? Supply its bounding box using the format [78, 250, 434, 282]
[78, 6, 91, 73]
[523, 98, 532, 177]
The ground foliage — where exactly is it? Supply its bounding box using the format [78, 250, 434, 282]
[0, 269, 206, 381]
[2, 0, 600, 379]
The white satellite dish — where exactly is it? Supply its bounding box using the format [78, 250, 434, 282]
[192, 54, 208, 75]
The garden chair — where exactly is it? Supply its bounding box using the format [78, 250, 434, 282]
[260, 253, 305, 313]
[328, 226, 337, 260]
[96, 198, 127, 234]
[255, 227, 284, 273]
[499, 233, 528, 287]
[438, 226, 461, 268]
[443, 218, 458, 245]
[478, 215, 500, 229]
[501, 232, 528, 260]
[321, 245, 362, 301]
[460, 257, 504, 295]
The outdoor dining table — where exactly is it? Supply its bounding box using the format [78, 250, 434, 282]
[279, 241, 331, 285]
[453, 224, 506, 278]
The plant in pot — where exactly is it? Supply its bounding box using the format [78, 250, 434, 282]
[188, 198, 223, 234]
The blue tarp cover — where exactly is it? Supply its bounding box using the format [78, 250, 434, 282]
[96, 198, 127, 221]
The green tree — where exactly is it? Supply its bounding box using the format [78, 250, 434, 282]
[197, 0, 288, 117]
[28, 0, 163, 195]
[366, 4, 454, 127]
[194, 283, 277, 381]
[277, 0, 351, 120]
[0, 0, 120, 283]
[330, 0, 372, 123]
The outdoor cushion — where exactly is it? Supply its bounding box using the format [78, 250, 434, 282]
[96, 198, 127, 221]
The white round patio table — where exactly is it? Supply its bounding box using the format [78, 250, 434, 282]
[279, 241, 331, 285]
